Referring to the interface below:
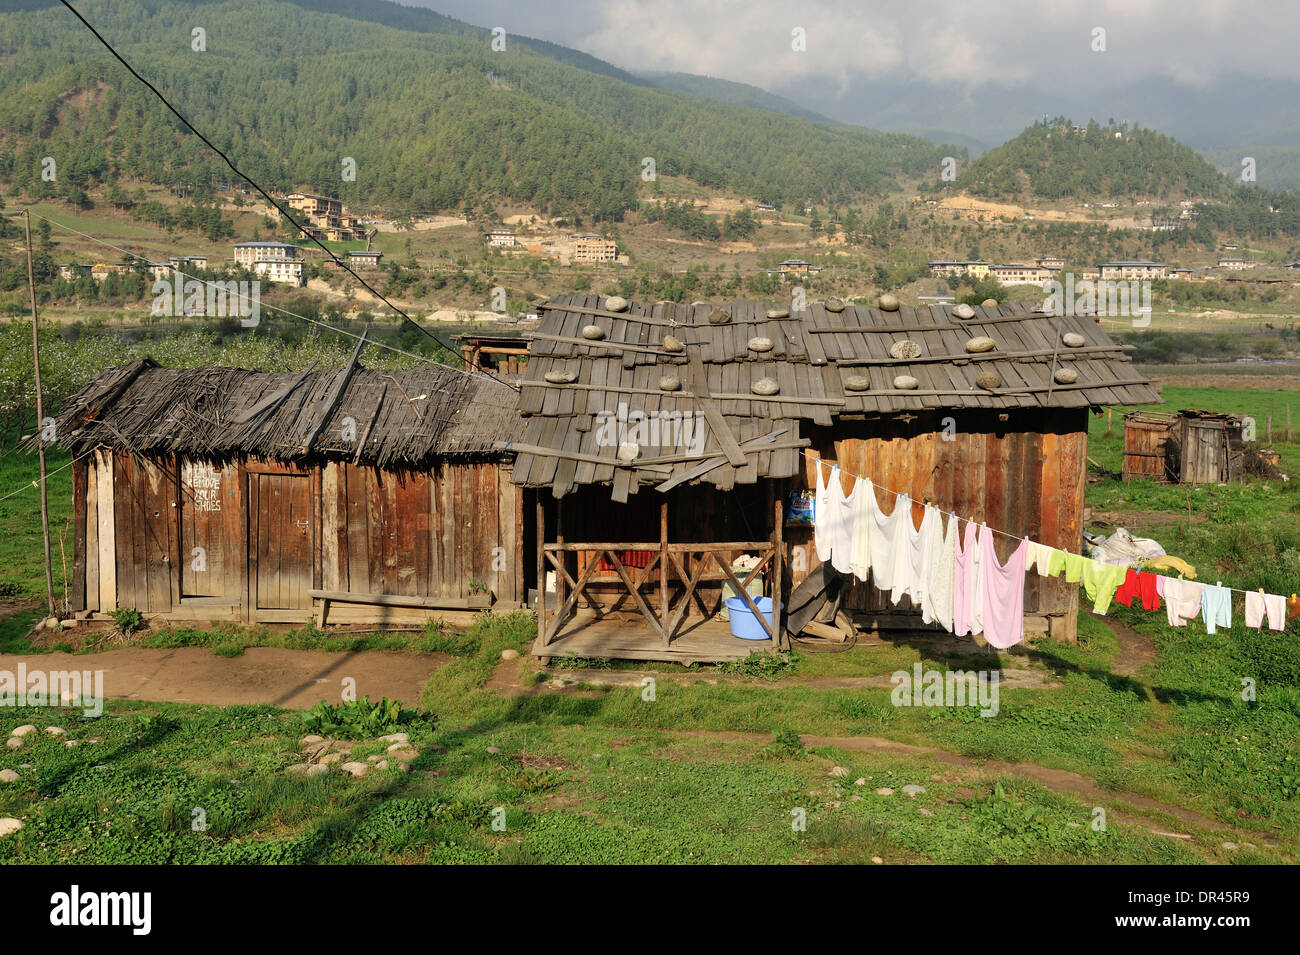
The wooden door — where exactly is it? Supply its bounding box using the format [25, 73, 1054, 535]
[180, 461, 236, 597]
[253, 473, 313, 610]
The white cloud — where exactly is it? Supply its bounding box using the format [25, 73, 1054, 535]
[411, 0, 1300, 89]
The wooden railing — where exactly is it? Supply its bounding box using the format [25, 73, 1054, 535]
[539, 541, 781, 647]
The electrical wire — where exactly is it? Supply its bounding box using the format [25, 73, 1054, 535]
[55, 0, 518, 392]
[25, 209, 511, 381]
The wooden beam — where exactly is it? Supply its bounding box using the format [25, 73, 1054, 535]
[604, 550, 664, 638]
[545, 540, 771, 552]
[536, 496, 547, 648]
[306, 589, 491, 609]
[695, 391, 747, 467]
[773, 494, 785, 649]
[834, 344, 1132, 367]
[655, 431, 804, 493]
[528, 332, 674, 356]
[516, 380, 845, 406]
[299, 331, 367, 454]
[233, 362, 318, 424]
[660, 500, 669, 647]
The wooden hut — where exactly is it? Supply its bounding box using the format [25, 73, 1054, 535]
[51, 356, 526, 627]
[1122, 409, 1246, 483]
[507, 294, 1160, 662]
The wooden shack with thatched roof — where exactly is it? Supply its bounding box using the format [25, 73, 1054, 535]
[52, 355, 525, 627]
[507, 293, 1161, 663]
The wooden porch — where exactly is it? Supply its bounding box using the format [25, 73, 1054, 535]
[539, 609, 776, 663]
[532, 496, 787, 663]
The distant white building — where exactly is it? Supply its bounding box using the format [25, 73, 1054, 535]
[1099, 261, 1167, 281]
[989, 263, 1055, 286]
[233, 242, 303, 285]
[233, 242, 299, 269]
[486, 229, 518, 248]
[253, 259, 304, 286]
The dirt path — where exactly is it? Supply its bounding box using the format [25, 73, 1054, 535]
[508, 665, 1060, 692]
[1109, 619, 1159, 679]
[681, 728, 1285, 851]
[484, 657, 1284, 850]
[795, 734, 1247, 843]
[0, 647, 448, 709]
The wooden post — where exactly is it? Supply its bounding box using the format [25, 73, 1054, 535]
[24, 211, 55, 617]
[535, 496, 547, 648]
[1106, 407, 1113, 436]
[1287, 405, 1293, 444]
[659, 500, 669, 645]
[1267, 415, 1273, 445]
[555, 496, 565, 613]
[773, 492, 785, 650]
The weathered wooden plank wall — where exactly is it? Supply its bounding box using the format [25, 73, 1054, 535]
[800, 410, 1088, 637]
[74, 454, 522, 621]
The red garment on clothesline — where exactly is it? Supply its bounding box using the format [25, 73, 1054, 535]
[1114, 569, 1162, 611]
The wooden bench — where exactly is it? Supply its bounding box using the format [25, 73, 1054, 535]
[308, 589, 493, 628]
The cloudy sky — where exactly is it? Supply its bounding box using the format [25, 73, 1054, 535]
[403, 0, 1300, 149]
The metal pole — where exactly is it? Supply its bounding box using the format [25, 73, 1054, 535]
[24, 211, 56, 617]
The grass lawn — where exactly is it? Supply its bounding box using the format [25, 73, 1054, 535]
[1, 378, 1298, 863]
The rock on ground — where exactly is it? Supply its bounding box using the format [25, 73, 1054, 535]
[0, 769, 19, 783]
[286, 763, 328, 777]
[10, 725, 36, 738]
[340, 761, 369, 778]
[0, 818, 24, 838]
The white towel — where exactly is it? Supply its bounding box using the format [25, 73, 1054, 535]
[866, 486, 905, 594]
[813, 461, 834, 564]
[848, 479, 873, 582]
[828, 473, 861, 576]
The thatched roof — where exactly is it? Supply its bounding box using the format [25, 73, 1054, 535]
[52, 357, 521, 468]
[509, 294, 1160, 498]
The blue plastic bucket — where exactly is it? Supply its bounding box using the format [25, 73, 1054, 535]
[724, 596, 780, 640]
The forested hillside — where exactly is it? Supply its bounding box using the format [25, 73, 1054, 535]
[0, 0, 946, 219]
[961, 118, 1225, 201]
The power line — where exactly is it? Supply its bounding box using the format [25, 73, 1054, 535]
[55, 0, 518, 392]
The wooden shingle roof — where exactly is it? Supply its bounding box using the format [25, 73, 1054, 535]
[508, 294, 1159, 498]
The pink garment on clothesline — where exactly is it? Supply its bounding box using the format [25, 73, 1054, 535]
[1161, 577, 1206, 628]
[980, 529, 1029, 649]
[1245, 591, 1287, 631]
[952, 520, 978, 637]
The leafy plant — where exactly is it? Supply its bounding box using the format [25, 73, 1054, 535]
[301, 696, 423, 738]
[110, 607, 145, 636]
[718, 651, 798, 680]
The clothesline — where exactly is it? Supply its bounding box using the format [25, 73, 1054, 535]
[800, 448, 1288, 602]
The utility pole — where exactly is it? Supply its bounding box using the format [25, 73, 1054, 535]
[23, 211, 56, 618]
